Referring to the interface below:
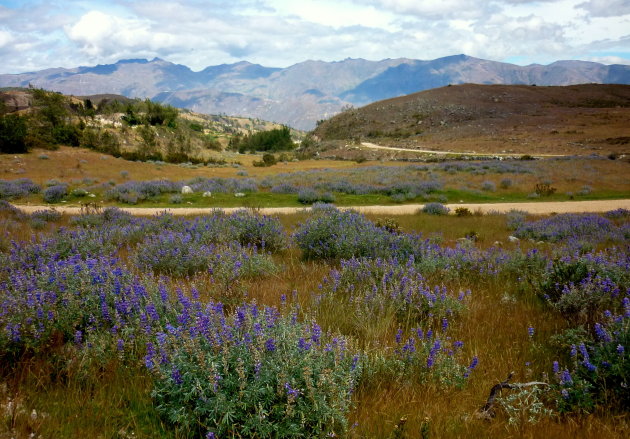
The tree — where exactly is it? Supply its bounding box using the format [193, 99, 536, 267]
[0, 114, 28, 153]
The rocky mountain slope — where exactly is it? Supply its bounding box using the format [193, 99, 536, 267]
[2, 55, 629, 130]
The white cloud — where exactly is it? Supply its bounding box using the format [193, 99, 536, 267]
[0, 30, 14, 48]
[0, 0, 628, 73]
[587, 55, 630, 64]
[576, 0, 630, 17]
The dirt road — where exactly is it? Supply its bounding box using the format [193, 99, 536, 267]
[360, 142, 566, 158]
[13, 199, 630, 216]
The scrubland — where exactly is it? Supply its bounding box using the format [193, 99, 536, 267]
[0, 201, 628, 438]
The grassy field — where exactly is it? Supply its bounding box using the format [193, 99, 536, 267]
[1, 203, 628, 438]
[2, 146, 630, 208]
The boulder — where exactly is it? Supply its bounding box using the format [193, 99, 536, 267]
[181, 185, 193, 194]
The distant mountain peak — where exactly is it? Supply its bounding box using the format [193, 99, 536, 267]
[1, 54, 629, 130]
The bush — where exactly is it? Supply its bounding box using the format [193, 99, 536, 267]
[550, 313, 629, 413]
[31, 208, 62, 223]
[481, 181, 496, 192]
[422, 202, 450, 215]
[43, 184, 68, 203]
[455, 207, 472, 217]
[500, 178, 513, 189]
[149, 304, 360, 437]
[169, 194, 183, 204]
[506, 209, 527, 230]
[0, 114, 28, 153]
[535, 183, 557, 197]
[134, 232, 276, 279]
[297, 188, 319, 204]
[0, 179, 41, 200]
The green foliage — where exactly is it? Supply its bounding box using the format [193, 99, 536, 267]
[150, 306, 360, 438]
[145, 99, 178, 127]
[237, 126, 294, 152]
[0, 113, 28, 153]
[454, 207, 472, 217]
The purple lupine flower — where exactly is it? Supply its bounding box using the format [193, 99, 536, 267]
[617, 344, 625, 355]
[441, 318, 449, 331]
[311, 323, 322, 344]
[116, 338, 124, 352]
[265, 337, 276, 352]
[561, 369, 573, 385]
[144, 342, 156, 369]
[527, 326, 535, 338]
[206, 432, 217, 439]
[171, 367, 183, 385]
[74, 330, 83, 345]
[395, 328, 403, 344]
[594, 323, 611, 342]
[402, 337, 416, 354]
[284, 382, 300, 398]
[298, 337, 311, 351]
[561, 389, 570, 399]
[553, 361, 560, 374]
[351, 355, 359, 371]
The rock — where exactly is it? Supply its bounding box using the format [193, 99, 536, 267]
[493, 241, 503, 247]
[181, 185, 193, 194]
[234, 192, 245, 197]
[202, 191, 212, 197]
[508, 236, 520, 243]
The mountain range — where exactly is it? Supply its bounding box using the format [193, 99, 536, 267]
[2, 55, 629, 130]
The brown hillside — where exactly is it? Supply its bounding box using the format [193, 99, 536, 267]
[313, 84, 630, 156]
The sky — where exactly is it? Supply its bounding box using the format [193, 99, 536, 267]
[0, 0, 629, 73]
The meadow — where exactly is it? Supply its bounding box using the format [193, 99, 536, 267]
[0, 199, 628, 438]
[2, 146, 630, 208]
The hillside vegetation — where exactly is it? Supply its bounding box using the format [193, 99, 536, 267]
[0, 88, 298, 163]
[312, 84, 630, 158]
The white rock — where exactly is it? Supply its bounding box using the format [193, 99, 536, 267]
[202, 191, 212, 197]
[181, 185, 193, 194]
[234, 192, 245, 197]
[508, 236, 520, 243]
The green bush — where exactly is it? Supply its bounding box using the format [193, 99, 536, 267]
[150, 305, 360, 437]
[0, 114, 28, 153]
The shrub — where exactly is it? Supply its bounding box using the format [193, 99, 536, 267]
[514, 213, 618, 243]
[31, 208, 62, 223]
[535, 183, 557, 197]
[297, 188, 319, 204]
[455, 207, 472, 217]
[500, 178, 513, 189]
[71, 188, 89, 197]
[422, 202, 450, 215]
[134, 232, 276, 279]
[0, 114, 28, 153]
[149, 304, 360, 437]
[506, 209, 528, 230]
[550, 311, 629, 413]
[0, 179, 41, 200]
[271, 183, 299, 194]
[315, 257, 468, 338]
[169, 194, 183, 204]
[43, 184, 68, 203]
[481, 181, 496, 192]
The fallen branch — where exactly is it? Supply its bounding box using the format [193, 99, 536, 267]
[476, 371, 549, 420]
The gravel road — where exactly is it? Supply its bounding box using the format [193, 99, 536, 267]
[13, 199, 630, 216]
